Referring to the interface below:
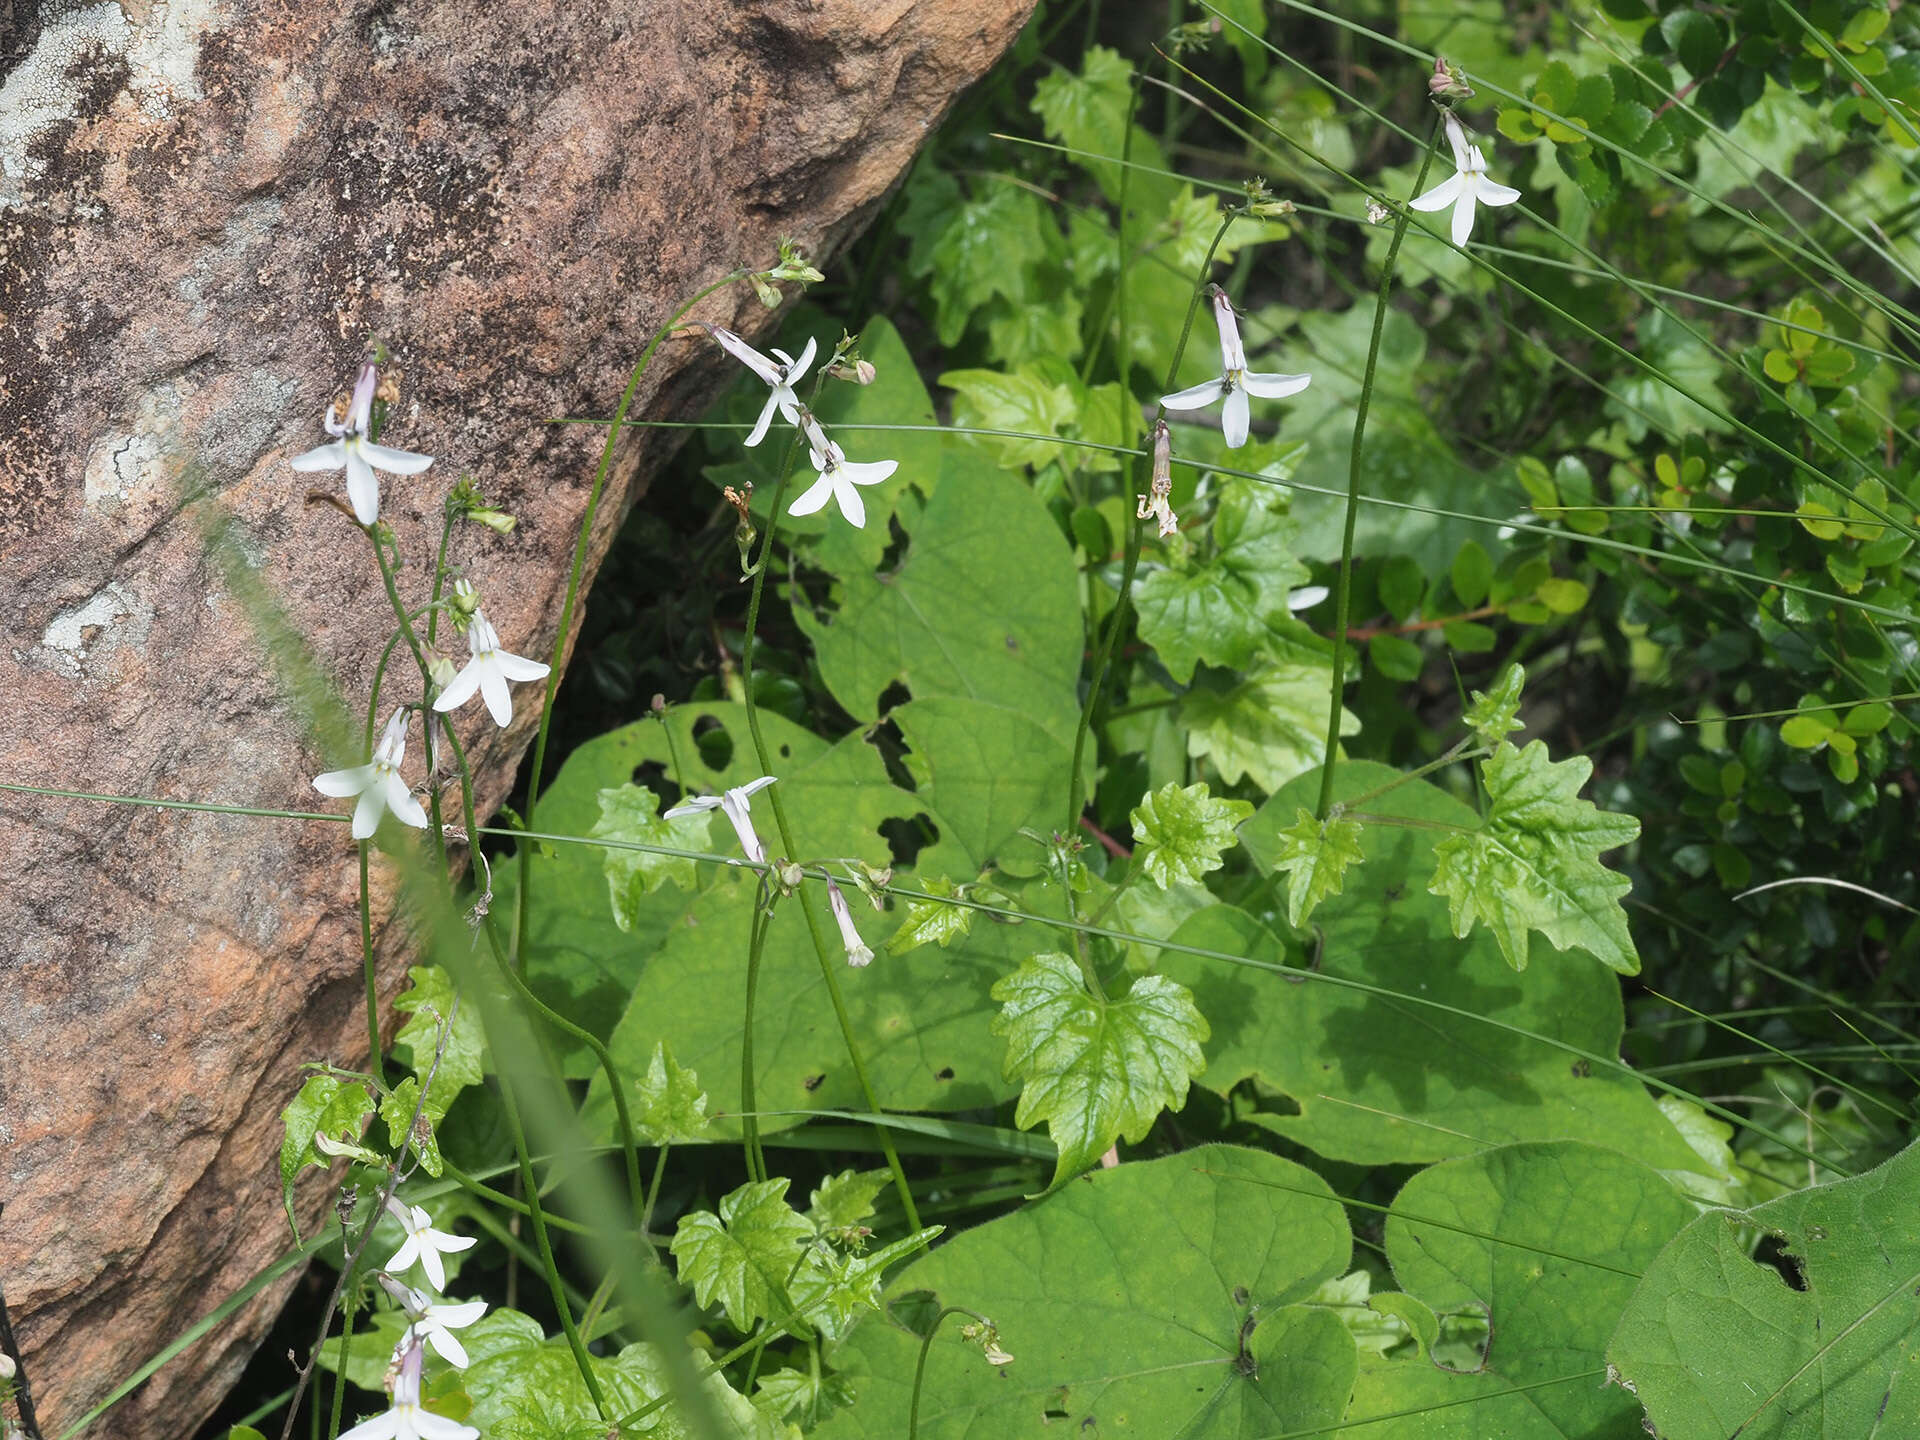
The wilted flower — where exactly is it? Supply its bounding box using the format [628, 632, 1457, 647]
[709, 327, 817, 447]
[1160, 288, 1312, 449]
[430, 610, 551, 728]
[1409, 113, 1521, 247]
[1137, 418, 1178, 538]
[826, 878, 874, 967]
[790, 412, 897, 529]
[314, 709, 430, 841]
[666, 775, 777, 864]
[339, 1335, 477, 1440]
[289, 357, 434, 526]
[1365, 197, 1391, 225]
[384, 1196, 477, 1294]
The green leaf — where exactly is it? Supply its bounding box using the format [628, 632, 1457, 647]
[1129, 781, 1253, 888]
[1430, 740, 1641, 973]
[1214, 763, 1704, 1171]
[1763, 348, 1800, 383]
[1610, 1137, 1920, 1440]
[886, 876, 976, 956]
[1135, 480, 1311, 684]
[1779, 713, 1833, 748]
[894, 697, 1072, 876]
[280, 1074, 374, 1238]
[1267, 807, 1366, 927]
[915, 185, 1061, 348]
[1029, 46, 1174, 211]
[458, 1307, 775, 1440]
[1463, 663, 1526, 745]
[797, 457, 1083, 746]
[812, 1147, 1355, 1440]
[788, 1226, 944, 1343]
[937, 366, 1078, 469]
[634, 1041, 711, 1144]
[1182, 652, 1358, 796]
[755, 1367, 856, 1428]
[807, 1169, 890, 1233]
[991, 952, 1209, 1188]
[1661, 8, 1728, 79]
[1451, 539, 1494, 607]
[380, 1076, 445, 1177]
[392, 964, 486, 1097]
[671, 1179, 816, 1333]
[1535, 577, 1589, 614]
[1368, 633, 1424, 682]
[1348, 1142, 1696, 1437]
[591, 783, 703, 928]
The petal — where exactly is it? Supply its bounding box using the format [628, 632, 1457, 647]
[348, 361, 379, 433]
[1451, 186, 1479, 247]
[837, 459, 897, 486]
[337, 1411, 403, 1440]
[1443, 113, 1471, 171]
[361, 442, 435, 476]
[346, 452, 380, 526]
[1477, 179, 1522, 207]
[417, 1247, 446, 1293]
[289, 441, 346, 472]
[786, 473, 837, 517]
[386, 774, 429, 830]
[431, 661, 482, 713]
[429, 1300, 489, 1329]
[733, 776, 778, 798]
[314, 765, 375, 798]
[410, 1412, 480, 1440]
[352, 787, 386, 841]
[1242, 370, 1312, 399]
[744, 393, 778, 448]
[478, 663, 514, 727]
[774, 388, 803, 426]
[388, 1234, 422, 1273]
[1159, 379, 1227, 410]
[1221, 388, 1250, 449]
[788, 334, 817, 382]
[834, 474, 867, 529]
[1408, 171, 1464, 213]
[710, 326, 781, 384]
[434, 1233, 477, 1255]
[425, 1326, 470, 1369]
[492, 650, 551, 682]
[1212, 292, 1247, 374]
[663, 795, 723, 818]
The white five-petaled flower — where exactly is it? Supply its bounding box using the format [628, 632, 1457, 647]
[666, 776, 777, 864]
[789, 413, 897, 529]
[378, 1276, 488, 1369]
[339, 1336, 478, 1440]
[1409, 113, 1522, 248]
[1159, 288, 1312, 449]
[289, 357, 435, 526]
[710, 327, 817, 447]
[826, 878, 873, 968]
[314, 709, 430, 841]
[384, 1196, 477, 1294]
[430, 610, 551, 728]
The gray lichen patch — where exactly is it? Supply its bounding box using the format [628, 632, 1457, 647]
[37, 580, 155, 678]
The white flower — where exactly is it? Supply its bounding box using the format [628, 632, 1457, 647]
[666, 776, 777, 864]
[289, 358, 435, 526]
[710, 327, 817, 447]
[314, 709, 430, 841]
[826, 878, 873, 968]
[1159, 289, 1311, 449]
[340, 1336, 477, 1440]
[430, 610, 550, 728]
[384, 1196, 477, 1293]
[1409, 113, 1522, 248]
[788, 413, 896, 529]
[379, 1277, 487, 1369]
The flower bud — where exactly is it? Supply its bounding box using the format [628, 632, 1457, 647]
[0, 1353, 16, 1381]
[426, 649, 460, 690]
[750, 274, 782, 309]
[1429, 56, 1474, 103]
[450, 578, 481, 619]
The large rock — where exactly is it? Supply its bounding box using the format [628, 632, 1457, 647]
[0, 1, 1032, 1433]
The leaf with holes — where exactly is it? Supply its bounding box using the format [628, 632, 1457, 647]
[1609, 1136, 1920, 1440]
[1430, 741, 1641, 973]
[991, 952, 1209, 1188]
[812, 1146, 1355, 1440]
[1129, 781, 1253, 888]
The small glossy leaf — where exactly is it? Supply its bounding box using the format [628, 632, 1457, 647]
[1450, 539, 1494, 608]
[280, 1074, 374, 1237]
[1129, 780, 1254, 888]
[991, 952, 1209, 1188]
[1267, 808, 1366, 927]
[1463, 664, 1526, 745]
[1429, 741, 1641, 973]
[392, 964, 486, 1097]
[1535, 577, 1589, 613]
[671, 1179, 815, 1333]
[1779, 714, 1832, 748]
[808, 1169, 890, 1232]
[634, 1040, 711, 1144]
[886, 875, 976, 955]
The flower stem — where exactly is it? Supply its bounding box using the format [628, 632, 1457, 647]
[908, 1307, 994, 1440]
[1315, 119, 1440, 821]
[512, 272, 749, 970]
[359, 841, 380, 1081]
[740, 900, 771, 1183]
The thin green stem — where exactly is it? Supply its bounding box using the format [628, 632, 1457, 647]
[908, 1307, 995, 1440]
[1316, 118, 1438, 820]
[741, 901, 771, 1183]
[359, 842, 380, 1079]
[513, 271, 749, 969]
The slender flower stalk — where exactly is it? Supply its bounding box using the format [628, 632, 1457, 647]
[708, 327, 817, 446]
[789, 412, 897, 528]
[1409, 113, 1522, 247]
[666, 776, 777, 863]
[289, 357, 434, 525]
[1159, 288, 1311, 448]
[314, 708, 429, 840]
[430, 611, 551, 727]
[826, 878, 874, 967]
